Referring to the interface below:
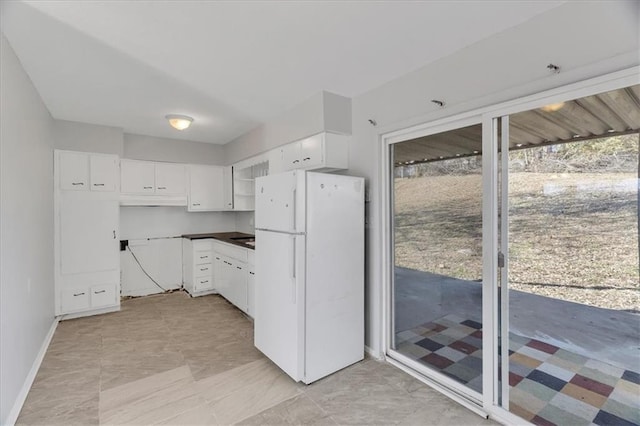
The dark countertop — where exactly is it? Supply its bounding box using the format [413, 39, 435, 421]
[182, 232, 255, 250]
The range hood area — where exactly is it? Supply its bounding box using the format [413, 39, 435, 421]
[119, 194, 187, 207]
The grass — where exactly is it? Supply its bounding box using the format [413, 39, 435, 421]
[394, 172, 639, 312]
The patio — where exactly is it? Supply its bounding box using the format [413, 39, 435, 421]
[393, 267, 640, 425]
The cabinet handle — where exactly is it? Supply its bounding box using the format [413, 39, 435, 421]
[249, 272, 255, 275]
[113, 230, 116, 239]
[200, 268, 208, 271]
[94, 290, 106, 294]
[236, 266, 242, 270]
[157, 186, 167, 190]
[71, 182, 84, 186]
[201, 280, 209, 284]
[303, 157, 311, 161]
[200, 256, 208, 259]
[143, 186, 153, 189]
[216, 257, 220, 260]
[73, 292, 85, 297]
[192, 203, 200, 206]
[93, 183, 105, 186]
[293, 160, 300, 164]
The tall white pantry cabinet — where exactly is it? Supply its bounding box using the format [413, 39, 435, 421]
[54, 150, 120, 317]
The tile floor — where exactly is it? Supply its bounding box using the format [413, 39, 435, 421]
[396, 314, 640, 426]
[17, 292, 496, 425]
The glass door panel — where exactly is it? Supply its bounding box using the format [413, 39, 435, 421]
[391, 123, 484, 395]
[499, 85, 640, 425]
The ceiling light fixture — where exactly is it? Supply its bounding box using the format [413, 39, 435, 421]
[541, 102, 565, 112]
[165, 114, 193, 130]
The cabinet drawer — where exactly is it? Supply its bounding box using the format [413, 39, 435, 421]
[194, 263, 212, 277]
[194, 276, 214, 292]
[61, 288, 90, 313]
[194, 252, 212, 265]
[192, 239, 214, 252]
[91, 283, 117, 308]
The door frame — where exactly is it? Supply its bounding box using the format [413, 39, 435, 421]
[379, 65, 640, 423]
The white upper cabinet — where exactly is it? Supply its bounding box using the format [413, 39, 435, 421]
[90, 155, 118, 192]
[60, 151, 118, 192]
[282, 142, 302, 171]
[120, 160, 187, 205]
[60, 151, 89, 190]
[120, 160, 156, 194]
[155, 163, 186, 195]
[280, 132, 348, 172]
[188, 165, 225, 211]
[299, 134, 324, 169]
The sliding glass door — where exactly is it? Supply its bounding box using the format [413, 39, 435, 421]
[496, 86, 640, 425]
[389, 121, 485, 399]
[386, 81, 640, 422]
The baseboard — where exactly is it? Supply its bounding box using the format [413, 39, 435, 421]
[59, 305, 119, 320]
[364, 345, 383, 360]
[5, 317, 59, 426]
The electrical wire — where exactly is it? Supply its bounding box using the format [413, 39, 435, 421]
[126, 245, 169, 292]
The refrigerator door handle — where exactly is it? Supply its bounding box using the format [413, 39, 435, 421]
[290, 235, 296, 303]
[292, 189, 297, 231]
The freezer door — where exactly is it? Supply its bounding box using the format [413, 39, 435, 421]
[255, 171, 299, 233]
[254, 230, 303, 381]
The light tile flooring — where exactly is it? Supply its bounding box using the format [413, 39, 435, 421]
[17, 292, 496, 425]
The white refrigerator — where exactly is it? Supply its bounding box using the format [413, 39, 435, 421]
[254, 170, 365, 384]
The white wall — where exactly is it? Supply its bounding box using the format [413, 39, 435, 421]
[54, 119, 124, 156]
[124, 133, 225, 165]
[222, 0, 640, 354]
[225, 91, 352, 164]
[0, 33, 55, 424]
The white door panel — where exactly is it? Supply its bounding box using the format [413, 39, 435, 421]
[299, 134, 323, 169]
[255, 171, 297, 232]
[121, 160, 155, 194]
[254, 230, 301, 381]
[155, 163, 186, 195]
[60, 197, 118, 274]
[90, 155, 117, 192]
[59, 151, 89, 191]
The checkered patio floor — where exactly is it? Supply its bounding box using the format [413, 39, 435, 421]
[395, 314, 640, 426]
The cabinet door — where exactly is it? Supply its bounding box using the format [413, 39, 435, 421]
[188, 165, 224, 211]
[60, 197, 118, 274]
[299, 134, 323, 169]
[121, 160, 155, 194]
[247, 268, 255, 317]
[155, 163, 186, 195]
[228, 261, 248, 313]
[90, 155, 118, 192]
[282, 142, 301, 171]
[223, 166, 233, 210]
[217, 256, 233, 300]
[59, 151, 89, 191]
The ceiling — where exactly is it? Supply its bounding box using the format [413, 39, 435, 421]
[0, 1, 565, 145]
[393, 85, 640, 165]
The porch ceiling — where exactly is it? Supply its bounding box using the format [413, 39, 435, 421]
[393, 85, 640, 166]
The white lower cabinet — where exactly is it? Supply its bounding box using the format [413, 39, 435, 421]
[183, 239, 216, 296]
[182, 238, 255, 315]
[90, 283, 118, 308]
[61, 288, 91, 313]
